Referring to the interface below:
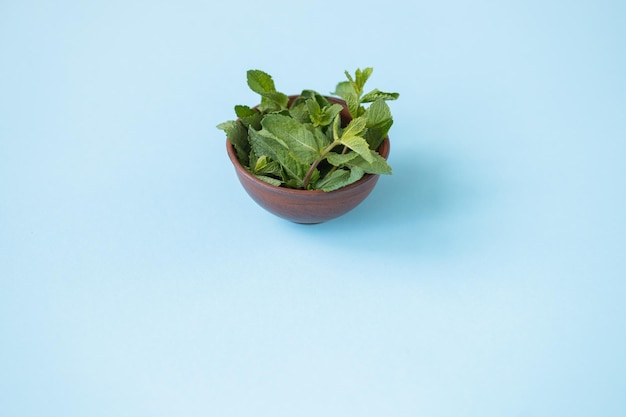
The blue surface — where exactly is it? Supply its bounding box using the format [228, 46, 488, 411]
[1, 1, 625, 416]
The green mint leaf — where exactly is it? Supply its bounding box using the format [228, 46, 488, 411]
[253, 155, 282, 177]
[247, 69, 277, 95]
[340, 135, 374, 163]
[290, 95, 307, 106]
[249, 127, 307, 187]
[291, 91, 332, 125]
[284, 178, 303, 189]
[307, 99, 343, 128]
[253, 174, 282, 187]
[332, 79, 360, 118]
[253, 155, 268, 172]
[364, 99, 392, 127]
[314, 166, 365, 192]
[344, 70, 355, 86]
[345, 70, 359, 97]
[364, 121, 392, 150]
[248, 126, 285, 163]
[341, 116, 368, 139]
[235, 105, 256, 118]
[248, 147, 258, 168]
[343, 68, 373, 96]
[345, 92, 360, 118]
[361, 89, 400, 103]
[261, 114, 321, 164]
[306, 98, 322, 125]
[314, 169, 351, 192]
[363, 98, 393, 149]
[301, 90, 330, 108]
[326, 118, 336, 142]
[318, 103, 343, 127]
[217, 120, 250, 165]
[332, 113, 342, 141]
[346, 150, 392, 175]
[299, 89, 317, 100]
[348, 166, 365, 184]
[246, 70, 288, 112]
[306, 124, 332, 150]
[354, 67, 373, 94]
[289, 101, 311, 124]
[332, 81, 355, 98]
[235, 105, 262, 130]
[261, 92, 289, 111]
[326, 151, 358, 167]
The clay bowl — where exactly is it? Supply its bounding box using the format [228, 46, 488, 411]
[226, 96, 390, 224]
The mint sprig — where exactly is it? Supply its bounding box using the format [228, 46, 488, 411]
[218, 68, 398, 192]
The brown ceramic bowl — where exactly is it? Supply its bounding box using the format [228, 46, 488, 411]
[226, 96, 391, 224]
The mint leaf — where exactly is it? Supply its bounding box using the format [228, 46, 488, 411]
[301, 90, 330, 108]
[326, 151, 358, 167]
[364, 99, 392, 127]
[288, 101, 310, 123]
[234, 105, 256, 118]
[307, 100, 343, 128]
[235, 105, 262, 130]
[361, 89, 399, 103]
[261, 114, 321, 164]
[314, 169, 351, 192]
[253, 155, 282, 177]
[319, 103, 343, 127]
[306, 124, 332, 150]
[306, 98, 322, 124]
[348, 166, 365, 184]
[332, 79, 361, 118]
[248, 126, 285, 163]
[253, 155, 270, 172]
[247, 70, 277, 96]
[217, 120, 250, 165]
[254, 175, 282, 187]
[365, 120, 392, 150]
[346, 150, 392, 175]
[332, 81, 355, 98]
[364, 99, 393, 149]
[341, 116, 368, 139]
[343, 68, 373, 96]
[291, 92, 337, 126]
[327, 149, 390, 175]
[249, 126, 307, 187]
[340, 135, 374, 163]
[332, 113, 342, 141]
[284, 178, 303, 189]
[314, 166, 366, 192]
[299, 89, 317, 100]
[344, 70, 355, 87]
[354, 67, 373, 94]
[262, 91, 289, 110]
[246, 70, 288, 112]
[344, 92, 360, 118]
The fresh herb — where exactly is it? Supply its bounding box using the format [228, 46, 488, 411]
[217, 68, 399, 192]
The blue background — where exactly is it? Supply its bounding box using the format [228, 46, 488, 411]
[1, 0, 625, 416]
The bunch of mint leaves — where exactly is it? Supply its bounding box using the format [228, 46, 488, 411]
[217, 68, 399, 192]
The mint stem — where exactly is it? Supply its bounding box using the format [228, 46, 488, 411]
[302, 141, 340, 189]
